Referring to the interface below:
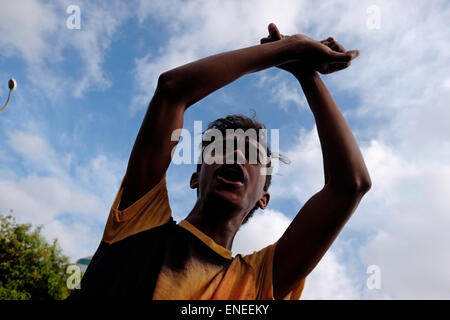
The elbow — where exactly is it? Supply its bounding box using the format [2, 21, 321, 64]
[329, 173, 372, 196]
[345, 165, 372, 196]
[156, 72, 177, 96]
[353, 175, 372, 195]
[351, 170, 372, 196]
[154, 72, 187, 109]
[157, 71, 186, 102]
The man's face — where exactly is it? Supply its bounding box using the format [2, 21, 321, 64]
[192, 135, 270, 217]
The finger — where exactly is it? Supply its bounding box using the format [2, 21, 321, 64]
[347, 50, 360, 59]
[329, 49, 359, 62]
[328, 62, 351, 73]
[260, 37, 274, 44]
[268, 23, 282, 40]
[320, 37, 335, 45]
[330, 39, 346, 53]
[321, 37, 346, 53]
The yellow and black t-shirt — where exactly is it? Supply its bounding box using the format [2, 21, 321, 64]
[69, 175, 306, 299]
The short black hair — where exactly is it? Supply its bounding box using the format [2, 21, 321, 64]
[196, 113, 272, 225]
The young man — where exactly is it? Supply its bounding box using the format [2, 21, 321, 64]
[69, 23, 371, 300]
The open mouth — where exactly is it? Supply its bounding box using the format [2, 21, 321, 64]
[216, 164, 245, 185]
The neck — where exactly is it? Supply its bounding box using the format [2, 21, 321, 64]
[185, 200, 244, 250]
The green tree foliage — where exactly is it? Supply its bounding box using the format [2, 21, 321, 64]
[0, 214, 70, 300]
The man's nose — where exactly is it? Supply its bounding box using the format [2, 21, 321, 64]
[225, 148, 246, 164]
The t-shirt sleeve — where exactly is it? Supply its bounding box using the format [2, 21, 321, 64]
[242, 241, 306, 300]
[101, 174, 172, 244]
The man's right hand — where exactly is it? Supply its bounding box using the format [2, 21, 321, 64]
[260, 23, 359, 75]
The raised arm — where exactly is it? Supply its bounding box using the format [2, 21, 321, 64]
[261, 24, 371, 299]
[118, 37, 317, 210]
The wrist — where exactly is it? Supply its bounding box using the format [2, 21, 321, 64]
[282, 36, 303, 62]
[292, 69, 318, 80]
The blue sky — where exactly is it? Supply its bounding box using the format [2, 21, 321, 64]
[1, 0, 450, 299]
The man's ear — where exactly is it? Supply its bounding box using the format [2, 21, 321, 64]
[190, 172, 199, 189]
[257, 191, 270, 210]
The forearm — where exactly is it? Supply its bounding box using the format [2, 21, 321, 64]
[295, 70, 371, 192]
[159, 37, 297, 108]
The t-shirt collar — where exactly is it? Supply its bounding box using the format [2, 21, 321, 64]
[178, 220, 233, 260]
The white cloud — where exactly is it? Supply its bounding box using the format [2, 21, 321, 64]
[0, 175, 103, 222]
[355, 141, 450, 299]
[314, 1, 450, 121]
[250, 1, 450, 298]
[0, 130, 125, 261]
[0, 0, 130, 99]
[0, 174, 107, 262]
[232, 209, 360, 299]
[255, 71, 309, 112]
[166, 169, 198, 222]
[8, 131, 54, 160]
[311, 1, 450, 299]
[232, 209, 291, 255]
[0, 0, 59, 63]
[43, 219, 99, 261]
[75, 154, 126, 203]
[269, 125, 450, 298]
[443, 78, 450, 89]
[300, 250, 359, 300]
[271, 126, 324, 203]
[132, 0, 306, 112]
[64, 0, 130, 97]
